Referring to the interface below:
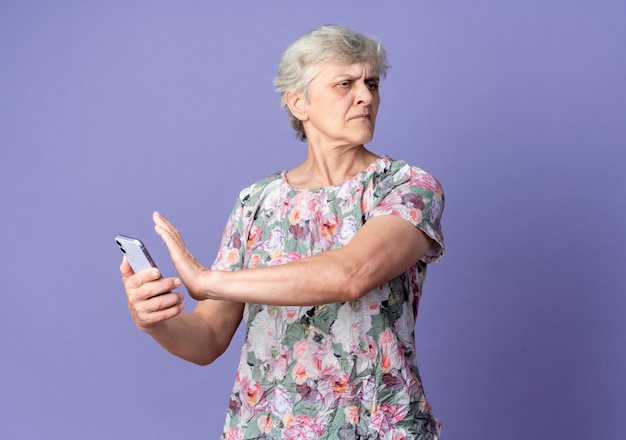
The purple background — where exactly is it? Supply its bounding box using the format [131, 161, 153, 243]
[1, 1, 624, 438]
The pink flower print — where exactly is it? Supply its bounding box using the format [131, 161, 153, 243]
[234, 375, 267, 422]
[267, 227, 285, 251]
[331, 371, 351, 393]
[288, 206, 303, 225]
[361, 181, 375, 212]
[370, 403, 409, 436]
[381, 352, 393, 374]
[270, 385, 293, 419]
[248, 253, 262, 268]
[379, 327, 394, 346]
[408, 208, 423, 225]
[233, 366, 251, 394]
[292, 340, 322, 380]
[344, 405, 360, 425]
[266, 344, 290, 382]
[291, 362, 308, 385]
[288, 192, 316, 223]
[293, 338, 340, 383]
[315, 339, 341, 376]
[390, 428, 410, 440]
[412, 171, 441, 193]
[244, 379, 264, 408]
[317, 369, 356, 407]
[224, 426, 245, 440]
[223, 248, 241, 267]
[268, 251, 302, 266]
[379, 328, 405, 373]
[375, 191, 403, 217]
[247, 225, 263, 250]
[359, 289, 384, 315]
[282, 306, 302, 324]
[354, 334, 378, 375]
[358, 376, 378, 410]
[335, 215, 357, 245]
[256, 415, 273, 434]
[315, 210, 339, 244]
[282, 414, 327, 440]
[292, 339, 311, 363]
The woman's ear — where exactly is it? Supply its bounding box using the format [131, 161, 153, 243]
[285, 90, 308, 121]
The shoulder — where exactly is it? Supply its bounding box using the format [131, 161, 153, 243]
[237, 171, 284, 206]
[375, 156, 444, 196]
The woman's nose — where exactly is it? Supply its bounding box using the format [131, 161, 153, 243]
[355, 82, 373, 105]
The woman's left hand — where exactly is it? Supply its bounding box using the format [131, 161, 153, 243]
[153, 211, 210, 301]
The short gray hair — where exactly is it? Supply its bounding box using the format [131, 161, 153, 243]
[273, 25, 389, 141]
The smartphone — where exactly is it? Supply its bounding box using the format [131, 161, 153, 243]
[114, 234, 159, 274]
[115, 235, 171, 298]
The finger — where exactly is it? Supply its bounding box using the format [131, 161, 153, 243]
[153, 211, 178, 236]
[155, 223, 187, 260]
[135, 276, 182, 301]
[134, 294, 185, 329]
[144, 291, 185, 312]
[134, 290, 180, 313]
[125, 267, 162, 290]
[146, 303, 185, 325]
[153, 211, 185, 248]
[120, 257, 134, 282]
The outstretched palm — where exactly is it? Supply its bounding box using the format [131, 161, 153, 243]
[153, 211, 209, 301]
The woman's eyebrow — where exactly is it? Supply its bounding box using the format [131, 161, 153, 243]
[331, 74, 380, 82]
[331, 73, 358, 81]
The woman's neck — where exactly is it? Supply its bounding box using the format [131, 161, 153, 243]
[286, 144, 380, 189]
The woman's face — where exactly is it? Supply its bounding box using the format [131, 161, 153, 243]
[301, 62, 380, 148]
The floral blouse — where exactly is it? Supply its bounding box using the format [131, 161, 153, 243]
[212, 156, 445, 440]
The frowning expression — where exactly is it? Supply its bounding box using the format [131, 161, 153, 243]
[299, 62, 380, 147]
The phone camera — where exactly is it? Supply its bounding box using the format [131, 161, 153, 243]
[115, 240, 126, 253]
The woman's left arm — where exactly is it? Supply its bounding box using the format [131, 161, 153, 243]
[154, 210, 432, 306]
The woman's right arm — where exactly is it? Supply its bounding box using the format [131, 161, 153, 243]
[121, 258, 244, 366]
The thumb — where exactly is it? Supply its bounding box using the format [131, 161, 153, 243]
[120, 256, 135, 280]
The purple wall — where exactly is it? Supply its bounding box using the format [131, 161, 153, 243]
[1, 1, 624, 438]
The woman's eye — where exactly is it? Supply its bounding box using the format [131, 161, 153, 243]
[367, 81, 379, 90]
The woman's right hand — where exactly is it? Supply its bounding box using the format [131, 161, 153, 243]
[120, 258, 185, 332]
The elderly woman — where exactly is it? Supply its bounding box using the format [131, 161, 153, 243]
[121, 25, 445, 439]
